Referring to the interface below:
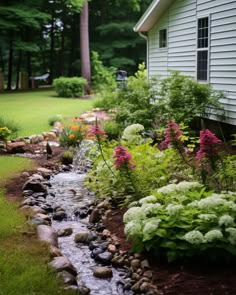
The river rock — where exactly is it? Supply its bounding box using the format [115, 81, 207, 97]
[93, 267, 113, 279]
[141, 259, 150, 270]
[101, 229, 111, 239]
[49, 256, 77, 276]
[53, 211, 67, 221]
[29, 173, 44, 181]
[89, 208, 100, 224]
[37, 167, 53, 174]
[111, 256, 125, 268]
[37, 225, 58, 246]
[77, 284, 91, 295]
[131, 259, 141, 269]
[57, 227, 73, 237]
[89, 240, 108, 251]
[31, 206, 47, 214]
[22, 180, 47, 193]
[108, 244, 117, 254]
[6, 141, 26, 153]
[42, 131, 57, 141]
[49, 245, 63, 257]
[91, 247, 104, 258]
[58, 270, 77, 285]
[140, 282, 159, 294]
[31, 213, 51, 225]
[95, 251, 113, 265]
[143, 270, 153, 279]
[97, 199, 110, 209]
[74, 232, 93, 244]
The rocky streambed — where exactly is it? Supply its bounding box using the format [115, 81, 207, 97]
[19, 143, 160, 295]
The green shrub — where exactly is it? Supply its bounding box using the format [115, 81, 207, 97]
[124, 181, 236, 261]
[53, 77, 87, 98]
[0, 117, 20, 140]
[102, 121, 121, 140]
[60, 150, 74, 165]
[48, 114, 63, 126]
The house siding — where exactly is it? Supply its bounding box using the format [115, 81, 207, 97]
[147, 0, 236, 125]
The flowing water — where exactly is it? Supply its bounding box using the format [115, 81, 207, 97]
[46, 141, 133, 295]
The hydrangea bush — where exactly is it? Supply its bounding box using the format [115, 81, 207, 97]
[124, 181, 236, 261]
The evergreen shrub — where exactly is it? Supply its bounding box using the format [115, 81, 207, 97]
[53, 77, 87, 98]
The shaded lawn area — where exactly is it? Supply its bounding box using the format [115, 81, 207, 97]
[0, 156, 76, 295]
[0, 89, 95, 137]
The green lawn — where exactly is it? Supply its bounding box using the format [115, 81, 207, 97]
[0, 89, 95, 137]
[0, 156, 77, 295]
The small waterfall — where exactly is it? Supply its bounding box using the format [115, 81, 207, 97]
[72, 139, 97, 173]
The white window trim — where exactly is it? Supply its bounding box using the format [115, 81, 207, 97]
[196, 15, 210, 83]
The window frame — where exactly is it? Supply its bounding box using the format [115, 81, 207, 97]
[159, 28, 168, 49]
[196, 15, 210, 82]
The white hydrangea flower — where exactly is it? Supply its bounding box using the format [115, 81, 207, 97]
[124, 220, 142, 237]
[122, 124, 144, 144]
[139, 195, 157, 205]
[184, 230, 205, 244]
[226, 227, 236, 245]
[142, 218, 161, 240]
[142, 203, 162, 216]
[198, 214, 217, 221]
[123, 207, 144, 223]
[205, 230, 223, 242]
[187, 200, 199, 208]
[176, 181, 202, 193]
[197, 195, 226, 210]
[218, 215, 235, 227]
[157, 183, 177, 194]
[166, 204, 184, 215]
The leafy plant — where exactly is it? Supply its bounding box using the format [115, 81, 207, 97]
[53, 77, 87, 98]
[124, 182, 236, 261]
[102, 120, 121, 140]
[48, 114, 63, 126]
[60, 150, 74, 165]
[0, 117, 20, 140]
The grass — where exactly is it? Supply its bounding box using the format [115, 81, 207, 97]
[0, 89, 95, 137]
[0, 156, 77, 295]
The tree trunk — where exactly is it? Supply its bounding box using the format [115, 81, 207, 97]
[27, 52, 32, 88]
[7, 39, 13, 90]
[60, 23, 65, 76]
[80, 1, 91, 94]
[15, 50, 22, 90]
[0, 47, 5, 73]
[49, 10, 55, 84]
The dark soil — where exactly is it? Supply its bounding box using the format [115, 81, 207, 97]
[2, 144, 236, 295]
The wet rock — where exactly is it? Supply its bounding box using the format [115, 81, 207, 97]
[37, 225, 58, 246]
[22, 180, 47, 193]
[93, 266, 113, 279]
[108, 244, 117, 254]
[31, 213, 51, 225]
[37, 167, 53, 174]
[49, 256, 77, 276]
[6, 141, 26, 153]
[91, 247, 104, 258]
[29, 173, 44, 181]
[89, 240, 108, 251]
[131, 259, 141, 269]
[132, 273, 141, 281]
[111, 256, 125, 268]
[89, 208, 100, 223]
[101, 229, 111, 239]
[22, 190, 34, 197]
[76, 206, 90, 219]
[57, 228, 73, 237]
[58, 270, 77, 285]
[141, 259, 150, 270]
[31, 206, 47, 214]
[21, 197, 36, 207]
[74, 232, 92, 244]
[97, 199, 110, 209]
[140, 282, 159, 294]
[143, 270, 153, 279]
[32, 192, 47, 199]
[95, 251, 113, 265]
[53, 211, 67, 221]
[49, 245, 62, 257]
[64, 285, 79, 292]
[77, 284, 91, 295]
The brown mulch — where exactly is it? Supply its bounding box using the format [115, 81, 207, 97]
[2, 144, 236, 294]
[105, 208, 236, 295]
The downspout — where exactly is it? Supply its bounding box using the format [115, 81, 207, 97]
[138, 32, 149, 79]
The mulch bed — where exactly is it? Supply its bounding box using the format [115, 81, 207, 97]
[2, 143, 236, 294]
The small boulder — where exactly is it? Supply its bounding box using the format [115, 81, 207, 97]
[53, 211, 67, 221]
[93, 267, 113, 279]
[49, 245, 62, 257]
[57, 228, 73, 237]
[37, 225, 58, 246]
[95, 251, 113, 265]
[6, 141, 26, 153]
[22, 180, 47, 193]
[49, 256, 77, 276]
[89, 208, 100, 224]
[58, 270, 77, 285]
[74, 232, 92, 244]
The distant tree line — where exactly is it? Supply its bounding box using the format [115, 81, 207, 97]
[0, 0, 151, 90]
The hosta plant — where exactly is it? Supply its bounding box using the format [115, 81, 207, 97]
[124, 181, 236, 261]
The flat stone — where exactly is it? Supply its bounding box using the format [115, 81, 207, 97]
[37, 225, 58, 246]
[49, 245, 62, 257]
[6, 141, 26, 153]
[22, 180, 47, 193]
[93, 267, 113, 279]
[57, 228, 73, 237]
[95, 251, 113, 265]
[58, 270, 77, 285]
[49, 256, 77, 276]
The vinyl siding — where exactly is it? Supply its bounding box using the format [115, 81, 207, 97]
[147, 0, 236, 125]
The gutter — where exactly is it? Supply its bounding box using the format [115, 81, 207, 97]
[138, 32, 149, 79]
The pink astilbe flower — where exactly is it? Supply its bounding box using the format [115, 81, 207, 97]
[160, 120, 183, 150]
[113, 146, 136, 170]
[88, 124, 107, 140]
[196, 129, 222, 160]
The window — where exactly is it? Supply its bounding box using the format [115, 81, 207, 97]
[197, 17, 209, 81]
[159, 29, 167, 48]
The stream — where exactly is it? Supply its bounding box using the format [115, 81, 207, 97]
[45, 141, 133, 295]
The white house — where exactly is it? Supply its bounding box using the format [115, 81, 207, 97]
[134, 0, 236, 126]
